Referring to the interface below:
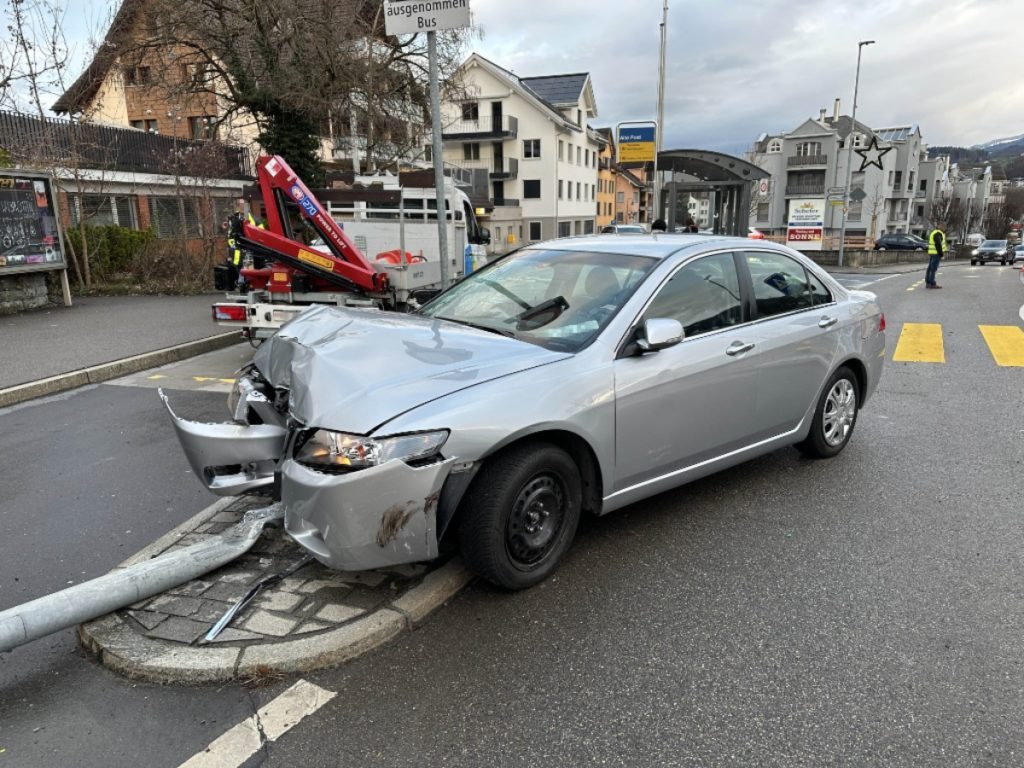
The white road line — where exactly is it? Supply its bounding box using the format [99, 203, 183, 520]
[179, 680, 337, 768]
[1019, 303, 1024, 325]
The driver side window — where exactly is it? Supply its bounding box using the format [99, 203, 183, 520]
[643, 252, 743, 339]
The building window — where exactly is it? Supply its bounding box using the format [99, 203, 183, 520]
[523, 180, 541, 199]
[576, 182, 581, 199]
[558, 180, 563, 199]
[558, 221, 571, 237]
[566, 143, 572, 163]
[423, 145, 432, 162]
[576, 109, 582, 125]
[523, 139, 541, 159]
[584, 220, 594, 234]
[584, 149, 589, 166]
[566, 183, 572, 201]
[591, 184, 595, 200]
[574, 220, 582, 235]
[559, 141, 564, 161]
[617, 191, 624, 203]
[130, 119, 158, 133]
[529, 221, 542, 241]
[461, 102, 479, 121]
[148, 196, 202, 239]
[756, 202, 769, 221]
[463, 143, 480, 161]
[123, 66, 152, 86]
[796, 141, 822, 157]
[188, 116, 216, 140]
[853, 134, 865, 148]
[768, 139, 782, 153]
[576, 146, 581, 165]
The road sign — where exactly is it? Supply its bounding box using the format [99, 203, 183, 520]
[617, 124, 657, 163]
[758, 179, 770, 197]
[828, 186, 846, 195]
[850, 187, 867, 202]
[830, 200, 845, 207]
[384, 0, 471, 35]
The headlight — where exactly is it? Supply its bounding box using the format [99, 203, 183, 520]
[295, 429, 449, 471]
[972, 249, 979, 255]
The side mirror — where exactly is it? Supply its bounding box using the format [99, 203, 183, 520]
[637, 318, 684, 353]
[480, 227, 492, 245]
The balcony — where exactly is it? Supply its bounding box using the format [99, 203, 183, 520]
[442, 115, 518, 141]
[785, 182, 825, 196]
[490, 158, 518, 180]
[787, 154, 828, 167]
[492, 198, 520, 207]
[914, 189, 927, 198]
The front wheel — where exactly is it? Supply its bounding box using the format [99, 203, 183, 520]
[458, 441, 582, 590]
[796, 366, 860, 459]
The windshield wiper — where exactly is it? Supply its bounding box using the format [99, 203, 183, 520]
[437, 316, 517, 338]
[516, 295, 569, 330]
[480, 279, 531, 310]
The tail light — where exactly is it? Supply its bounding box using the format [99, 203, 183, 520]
[879, 313, 886, 332]
[213, 304, 248, 322]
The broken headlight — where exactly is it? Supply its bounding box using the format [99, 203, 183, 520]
[295, 430, 449, 471]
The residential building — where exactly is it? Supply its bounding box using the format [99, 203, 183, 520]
[613, 167, 647, 225]
[595, 127, 617, 228]
[748, 101, 993, 246]
[441, 53, 601, 252]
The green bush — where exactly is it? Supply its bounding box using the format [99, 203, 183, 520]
[63, 225, 157, 279]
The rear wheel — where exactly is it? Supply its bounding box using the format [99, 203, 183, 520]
[796, 366, 860, 459]
[458, 441, 582, 590]
[971, 260, 977, 265]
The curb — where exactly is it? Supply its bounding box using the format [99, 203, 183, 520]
[0, 331, 242, 409]
[77, 498, 473, 684]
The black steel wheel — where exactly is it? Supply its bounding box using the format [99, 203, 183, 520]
[795, 366, 860, 459]
[458, 441, 582, 590]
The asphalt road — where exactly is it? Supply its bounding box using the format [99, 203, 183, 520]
[1, 263, 1022, 767]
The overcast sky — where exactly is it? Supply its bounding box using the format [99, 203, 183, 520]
[57, 0, 1023, 154]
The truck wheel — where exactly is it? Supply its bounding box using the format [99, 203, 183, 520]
[796, 366, 860, 459]
[458, 441, 581, 590]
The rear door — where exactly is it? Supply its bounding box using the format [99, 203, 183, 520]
[613, 251, 759, 491]
[741, 250, 839, 440]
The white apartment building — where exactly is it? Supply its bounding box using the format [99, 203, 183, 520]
[748, 102, 994, 244]
[440, 53, 601, 252]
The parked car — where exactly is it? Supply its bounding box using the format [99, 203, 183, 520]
[1010, 244, 1024, 264]
[748, 227, 766, 239]
[165, 235, 886, 590]
[873, 233, 928, 251]
[971, 240, 1010, 265]
[600, 224, 646, 234]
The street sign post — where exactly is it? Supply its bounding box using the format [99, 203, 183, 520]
[616, 123, 657, 164]
[384, 1, 472, 288]
[758, 179, 770, 197]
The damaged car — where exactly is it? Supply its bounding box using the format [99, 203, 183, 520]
[164, 235, 885, 590]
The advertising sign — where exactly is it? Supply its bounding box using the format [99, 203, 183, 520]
[384, 0, 471, 35]
[786, 199, 826, 251]
[617, 124, 657, 163]
[0, 170, 67, 275]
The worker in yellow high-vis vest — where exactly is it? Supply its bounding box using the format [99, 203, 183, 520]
[926, 225, 946, 289]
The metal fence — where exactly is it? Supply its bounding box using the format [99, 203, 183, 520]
[0, 110, 253, 179]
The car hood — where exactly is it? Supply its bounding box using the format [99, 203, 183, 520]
[253, 304, 571, 433]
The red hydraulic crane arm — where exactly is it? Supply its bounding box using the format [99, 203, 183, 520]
[245, 155, 388, 293]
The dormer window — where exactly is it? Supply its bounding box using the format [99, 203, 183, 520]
[853, 133, 865, 148]
[767, 139, 782, 154]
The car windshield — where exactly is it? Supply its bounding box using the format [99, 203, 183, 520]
[981, 240, 1007, 248]
[419, 248, 657, 352]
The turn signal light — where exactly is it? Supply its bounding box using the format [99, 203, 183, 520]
[213, 304, 247, 322]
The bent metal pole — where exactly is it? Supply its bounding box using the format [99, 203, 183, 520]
[0, 505, 283, 653]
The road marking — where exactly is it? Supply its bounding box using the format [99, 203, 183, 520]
[193, 376, 237, 384]
[906, 279, 925, 292]
[178, 680, 336, 768]
[147, 374, 167, 380]
[979, 325, 1024, 367]
[892, 323, 945, 363]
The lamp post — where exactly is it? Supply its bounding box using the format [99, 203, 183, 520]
[838, 39, 874, 268]
[653, 0, 668, 224]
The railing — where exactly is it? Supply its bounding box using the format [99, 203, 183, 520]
[914, 189, 927, 198]
[787, 155, 828, 167]
[0, 109, 253, 178]
[442, 115, 518, 140]
[492, 198, 520, 207]
[785, 182, 825, 195]
[490, 157, 518, 180]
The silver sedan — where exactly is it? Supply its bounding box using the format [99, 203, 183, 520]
[165, 235, 886, 590]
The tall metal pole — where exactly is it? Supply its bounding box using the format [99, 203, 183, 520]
[838, 39, 874, 268]
[428, 31, 450, 288]
[653, 0, 668, 224]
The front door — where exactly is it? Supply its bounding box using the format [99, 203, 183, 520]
[614, 252, 759, 491]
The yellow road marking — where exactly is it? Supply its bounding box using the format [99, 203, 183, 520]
[979, 325, 1024, 367]
[147, 374, 167, 380]
[892, 323, 945, 363]
[906, 279, 925, 292]
[192, 376, 237, 384]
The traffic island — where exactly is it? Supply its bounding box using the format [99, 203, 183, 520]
[78, 495, 472, 684]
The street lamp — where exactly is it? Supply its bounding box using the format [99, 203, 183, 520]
[838, 39, 874, 268]
[653, 0, 668, 224]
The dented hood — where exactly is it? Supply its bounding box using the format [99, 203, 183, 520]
[253, 305, 571, 433]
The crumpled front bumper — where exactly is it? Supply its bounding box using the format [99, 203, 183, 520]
[162, 386, 458, 571]
[282, 457, 456, 571]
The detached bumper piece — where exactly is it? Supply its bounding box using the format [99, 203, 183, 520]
[160, 389, 286, 495]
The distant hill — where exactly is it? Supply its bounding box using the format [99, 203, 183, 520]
[928, 145, 989, 163]
[973, 133, 1024, 157]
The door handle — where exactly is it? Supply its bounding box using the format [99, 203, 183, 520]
[726, 341, 755, 356]
[818, 316, 839, 329]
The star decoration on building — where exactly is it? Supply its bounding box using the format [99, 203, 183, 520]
[854, 135, 893, 172]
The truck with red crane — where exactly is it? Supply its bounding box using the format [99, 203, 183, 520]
[212, 155, 491, 339]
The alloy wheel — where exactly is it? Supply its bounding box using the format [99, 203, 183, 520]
[823, 379, 857, 447]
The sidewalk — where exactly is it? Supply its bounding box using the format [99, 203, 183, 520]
[0, 294, 235, 389]
[821, 257, 967, 276]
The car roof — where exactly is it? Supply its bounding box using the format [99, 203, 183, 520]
[526, 233, 780, 259]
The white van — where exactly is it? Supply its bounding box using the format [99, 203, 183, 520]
[965, 233, 985, 248]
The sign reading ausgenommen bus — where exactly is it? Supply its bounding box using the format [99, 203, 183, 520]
[384, 0, 471, 35]
[0, 169, 67, 275]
